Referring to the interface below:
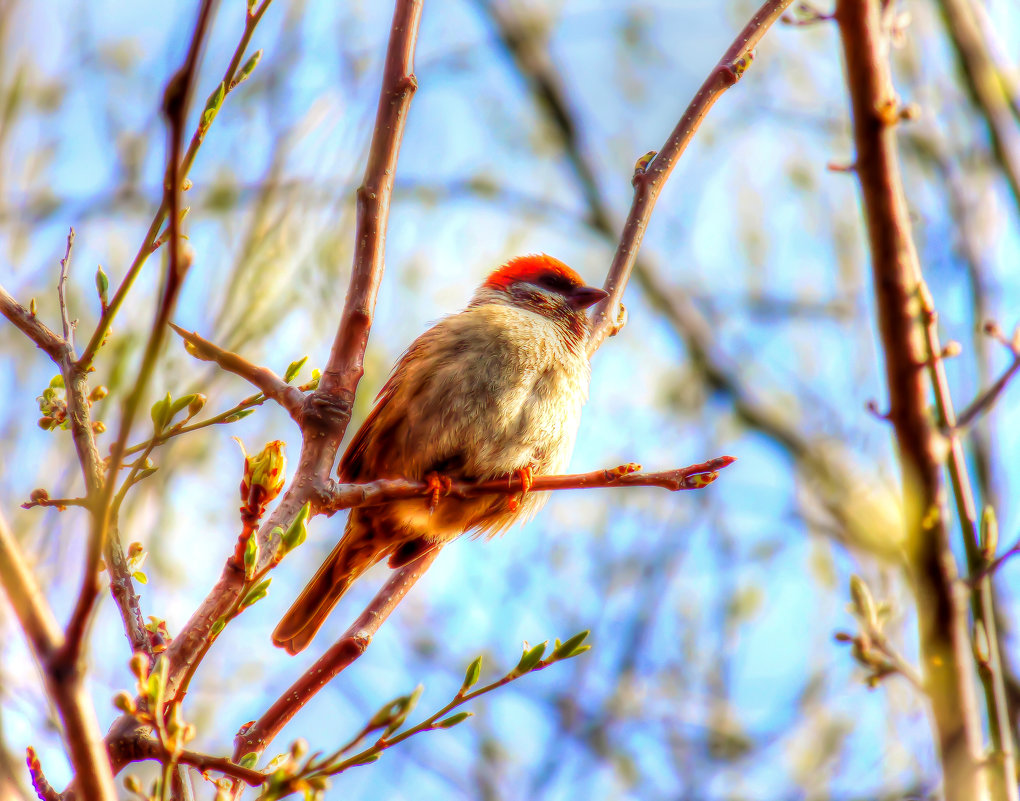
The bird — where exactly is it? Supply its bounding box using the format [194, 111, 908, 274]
[272, 254, 608, 654]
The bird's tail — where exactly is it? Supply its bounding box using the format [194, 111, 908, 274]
[272, 515, 382, 655]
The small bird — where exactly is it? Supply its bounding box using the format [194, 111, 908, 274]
[272, 254, 607, 654]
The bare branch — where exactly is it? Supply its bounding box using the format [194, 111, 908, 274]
[76, 0, 276, 370]
[119, 737, 266, 788]
[0, 283, 67, 362]
[317, 0, 423, 404]
[169, 323, 304, 420]
[954, 350, 1020, 432]
[586, 0, 797, 353]
[57, 227, 76, 353]
[59, 0, 215, 678]
[835, 1, 987, 798]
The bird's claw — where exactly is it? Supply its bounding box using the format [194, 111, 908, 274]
[425, 472, 452, 512]
[507, 466, 535, 512]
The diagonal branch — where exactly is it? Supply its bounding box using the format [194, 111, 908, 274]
[0, 284, 67, 361]
[0, 512, 116, 801]
[168, 323, 305, 420]
[232, 547, 441, 762]
[586, 0, 797, 353]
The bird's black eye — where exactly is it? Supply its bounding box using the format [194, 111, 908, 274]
[535, 273, 575, 293]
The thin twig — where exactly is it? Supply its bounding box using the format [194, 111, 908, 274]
[120, 737, 266, 788]
[76, 0, 276, 370]
[834, 1, 987, 799]
[121, 393, 267, 457]
[953, 350, 1020, 432]
[168, 323, 304, 419]
[57, 227, 76, 353]
[919, 284, 1019, 801]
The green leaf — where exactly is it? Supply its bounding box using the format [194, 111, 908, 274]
[241, 577, 272, 608]
[223, 409, 255, 424]
[210, 617, 227, 636]
[348, 752, 381, 767]
[237, 752, 259, 769]
[461, 655, 482, 693]
[283, 356, 308, 384]
[281, 503, 311, 552]
[150, 392, 172, 430]
[201, 82, 226, 128]
[169, 393, 197, 420]
[513, 641, 547, 676]
[132, 571, 148, 585]
[234, 49, 263, 88]
[48, 374, 64, 389]
[244, 535, 259, 578]
[551, 630, 590, 661]
[384, 685, 423, 736]
[95, 266, 109, 305]
[435, 711, 473, 729]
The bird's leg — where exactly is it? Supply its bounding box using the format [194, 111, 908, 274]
[506, 465, 535, 512]
[424, 472, 453, 513]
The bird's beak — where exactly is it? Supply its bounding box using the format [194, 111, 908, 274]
[567, 285, 609, 311]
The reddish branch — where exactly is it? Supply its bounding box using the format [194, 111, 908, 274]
[318, 0, 422, 404]
[834, 1, 986, 799]
[323, 458, 736, 514]
[587, 0, 797, 353]
[233, 547, 440, 761]
[168, 323, 305, 419]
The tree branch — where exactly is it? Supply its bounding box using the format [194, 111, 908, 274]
[168, 323, 304, 420]
[0, 283, 67, 361]
[58, 0, 215, 674]
[232, 547, 441, 762]
[835, 1, 987, 798]
[321, 458, 736, 514]
[0, 511, 116, 801]
[586, 0, 797, 353]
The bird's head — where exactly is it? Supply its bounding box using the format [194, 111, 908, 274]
[471, 254, 608, 338]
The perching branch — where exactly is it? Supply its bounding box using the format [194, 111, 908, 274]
[322, 458, 737, 515]
[834, 1, 987, 799]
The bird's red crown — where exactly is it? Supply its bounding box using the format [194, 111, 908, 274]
[484, 254, 585, 293]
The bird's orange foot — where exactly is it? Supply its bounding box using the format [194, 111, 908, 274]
[506, 465, 535, 512]
[424, 472, 453, 513]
